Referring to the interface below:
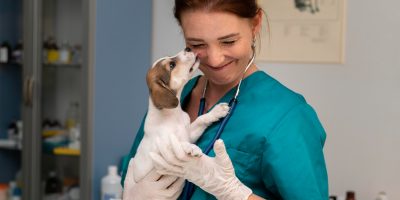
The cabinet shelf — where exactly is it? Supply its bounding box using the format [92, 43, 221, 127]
[53, 147, 80, 156]
[0, 61, 22, 67]
[0, 139, 20, 150]
[43, 63, 81, 69]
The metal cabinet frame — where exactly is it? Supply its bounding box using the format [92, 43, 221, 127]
[22, 0, 95, 199]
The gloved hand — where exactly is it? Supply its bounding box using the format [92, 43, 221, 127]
[149, 134, 253, 200]
[123, 158, 185, 200]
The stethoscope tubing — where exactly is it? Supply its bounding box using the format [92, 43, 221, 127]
[182, 48, 255, 200]
[204, 98, 237, 154]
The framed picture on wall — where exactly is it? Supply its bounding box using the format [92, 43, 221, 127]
[258, 0, 347, 63]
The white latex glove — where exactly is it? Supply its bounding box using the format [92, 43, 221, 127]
[123, 159, 185, 200]
[150, 134, 253, 200]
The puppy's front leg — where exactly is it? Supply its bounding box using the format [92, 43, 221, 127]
[189, 103, 229, 142]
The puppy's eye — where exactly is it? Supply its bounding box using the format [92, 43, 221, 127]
[169, 61, 176, 70]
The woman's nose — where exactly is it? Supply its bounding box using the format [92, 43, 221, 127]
[205, 47, 224, 67]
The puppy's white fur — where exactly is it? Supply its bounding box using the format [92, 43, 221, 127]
[123, 50, 229, 198]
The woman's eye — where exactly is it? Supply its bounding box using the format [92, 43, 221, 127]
[169, 61, 176, 69]
[222, 40, 236, 45]
[190, 44, 205, 49]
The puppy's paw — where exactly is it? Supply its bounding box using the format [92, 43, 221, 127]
[182, 142, 203, 157]
[209, 103, 230, 119]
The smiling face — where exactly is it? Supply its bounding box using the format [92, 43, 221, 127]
[181, 10, 261, 87]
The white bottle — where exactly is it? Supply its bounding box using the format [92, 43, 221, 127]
[8, 181, 16, 199]
[376, 191, 388, 200]
[59, 42, 71, 64]
[101, 166, 122, 200]
[16, 121, 23, 149]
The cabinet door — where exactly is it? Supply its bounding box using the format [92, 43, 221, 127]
[23, 0, 87, 199]
[22, 0, 43, 199]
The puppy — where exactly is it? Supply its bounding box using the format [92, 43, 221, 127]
[123, 49, 229, 197]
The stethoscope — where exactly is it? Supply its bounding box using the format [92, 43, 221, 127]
[182, 46, 256, 200]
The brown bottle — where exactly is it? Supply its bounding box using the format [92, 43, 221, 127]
[346, 191, 356, 200]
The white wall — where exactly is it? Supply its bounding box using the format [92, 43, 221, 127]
[152, 0, 400, 199]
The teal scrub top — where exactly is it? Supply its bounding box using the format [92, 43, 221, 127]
[121, 71, 328, 200]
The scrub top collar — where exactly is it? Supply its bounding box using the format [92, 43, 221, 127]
[181, 71, 269, 111]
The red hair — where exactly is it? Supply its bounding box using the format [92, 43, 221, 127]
[174, 0, 261, 25]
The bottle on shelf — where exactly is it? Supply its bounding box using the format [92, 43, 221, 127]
[0, 41, 12, 64]
[47, 37, 59, 64]
[43, 38, 51, 63]
[65, 102, 80, 130]
[376, 191, 388, 200]
[44, 171, 63, 198]
[345, 191, 355, 200]
[12, 40, 23, 64]
[8, 181, 16, 199]
[101, 165, 122, 200]
[7, 121, 18, 141]
[71, 44, 82, 65]
[16, 120, 23, 149]
[8, 181, 22, 200]
[59, 41, 71, 64]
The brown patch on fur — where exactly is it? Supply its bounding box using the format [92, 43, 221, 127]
[146, 60, 179, 109]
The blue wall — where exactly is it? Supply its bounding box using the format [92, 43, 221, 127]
[93, 0, 152, 199]
[0, 0, 22, 183]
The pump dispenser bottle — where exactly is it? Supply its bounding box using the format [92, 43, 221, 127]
[101, 165, 122, 200]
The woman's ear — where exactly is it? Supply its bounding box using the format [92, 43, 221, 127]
[252, 9, 263, 36]
[146, 63, 179, 109]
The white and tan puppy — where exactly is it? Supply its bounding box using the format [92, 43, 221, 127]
[123, 49, 229, 198]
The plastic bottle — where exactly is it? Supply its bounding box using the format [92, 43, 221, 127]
[10, 187, 22, 200]
[47, 38, 59, 63]
[8, 181, 16, 199]
[65, 102, 80, 130]
[16, 121, 23, 149]
[59, 41, 71, 64]
[0, 41, 11, 64]
[71, 44, 82, 65]
[101, 166, 122, 200]
[44, 171, 62, 194]
[376, 191, 388, 200]
[12, 40, 23, 63]
[345, 191, 355, 200]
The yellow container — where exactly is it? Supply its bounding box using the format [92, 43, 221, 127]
[47, 49, 59, 63]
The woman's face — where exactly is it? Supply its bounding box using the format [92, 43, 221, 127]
[180, 10, 260, 86]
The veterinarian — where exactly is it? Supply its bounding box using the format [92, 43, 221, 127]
[121, 0, 328, 199]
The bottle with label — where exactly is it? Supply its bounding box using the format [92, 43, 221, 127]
[0, 41, 11, 64]
[101, 166, 122, 200]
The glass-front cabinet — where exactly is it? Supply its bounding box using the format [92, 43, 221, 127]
[40, 0, 83, 199]
[0, 0, 23, 198]
[0, 0, 90, 199]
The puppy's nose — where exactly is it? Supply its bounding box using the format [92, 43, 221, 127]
[184, 47, 191, 52]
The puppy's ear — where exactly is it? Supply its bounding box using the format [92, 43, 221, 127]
[147, 62, 179, 109]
